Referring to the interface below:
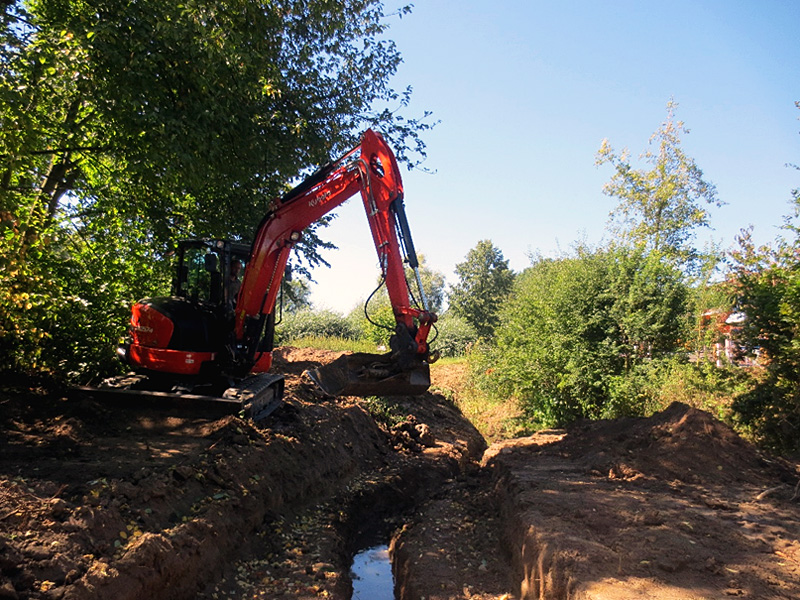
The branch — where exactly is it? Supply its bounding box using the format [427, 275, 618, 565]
[18, 146, 110, 156]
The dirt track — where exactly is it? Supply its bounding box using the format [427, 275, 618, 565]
[1, 347, 799, 599]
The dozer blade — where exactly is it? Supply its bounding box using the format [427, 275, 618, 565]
[305, 352, 430, 397]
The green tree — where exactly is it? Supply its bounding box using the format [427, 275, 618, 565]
[448, 240, 514, 339]
[596, 101, 722, 263]
[0, 0, 430, 380]
[726, 101, 800, 453]
[477, 245, 688, 427]
[3, 0, 429, 244]
[280, 277, 313, 315]
[729, 200, 800, 453]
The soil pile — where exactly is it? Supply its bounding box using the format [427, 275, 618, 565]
[1, 350, 799, 600]
[394, 402, 800, 599]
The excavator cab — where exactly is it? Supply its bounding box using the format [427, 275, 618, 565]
[172, 240, 249, 308]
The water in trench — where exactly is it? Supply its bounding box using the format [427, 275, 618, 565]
[350, 544, 394, 600]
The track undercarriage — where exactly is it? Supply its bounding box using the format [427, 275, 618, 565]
[78, 372, 284, 421]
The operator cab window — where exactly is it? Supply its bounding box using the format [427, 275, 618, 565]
[181, 246, 219, 304]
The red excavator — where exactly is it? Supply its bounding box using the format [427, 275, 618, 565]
[105, 129, 437, 419]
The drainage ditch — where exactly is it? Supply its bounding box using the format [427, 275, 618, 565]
[0, 353, 495, 600]
[196, 455, 473, 599]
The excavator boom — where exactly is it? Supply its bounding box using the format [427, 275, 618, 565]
[233, 129, 436, 396]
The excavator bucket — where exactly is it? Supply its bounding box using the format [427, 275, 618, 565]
[305, 352, 431, 397]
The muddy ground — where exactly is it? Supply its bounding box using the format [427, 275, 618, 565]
[1, 348, 799, 599]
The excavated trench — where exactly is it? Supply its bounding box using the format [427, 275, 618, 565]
[191, 406, 486, 600]
[0, 347, 496, 600]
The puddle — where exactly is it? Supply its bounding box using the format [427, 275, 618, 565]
[350, 544, 394, 600]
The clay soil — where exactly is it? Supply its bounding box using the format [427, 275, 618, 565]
[1, 348, 799, 600]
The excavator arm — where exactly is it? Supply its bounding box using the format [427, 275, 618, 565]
[233, 129, 437, 394]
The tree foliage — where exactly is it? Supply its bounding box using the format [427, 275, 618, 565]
[448, 240, 514, 339]
[0, 0, 430, 379]
[279, 272, 313, 315]
[476, 245, 688, 427]
[729, 197, 800, 453]
[596, 101, 722, 263]
[722, 102, 800, 454]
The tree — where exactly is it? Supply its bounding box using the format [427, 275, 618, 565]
[0, 0, 431, 379]
[729, 200, 800, 453]
[448, 240, 514, 339]
[280, 277, 313, 315]
[596, 101, 722, 263]
[725, 101, 800, 453]
[476, 245, 688, 427]
[3, 0, 430, 244]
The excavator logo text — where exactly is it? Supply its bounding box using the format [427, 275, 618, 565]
[308, 189, 332, 209]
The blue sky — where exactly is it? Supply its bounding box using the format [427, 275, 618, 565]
[309, 0, 800, 314]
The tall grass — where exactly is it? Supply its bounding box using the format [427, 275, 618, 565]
[430, 358, 527, 444]
[280, 335, 379, 353]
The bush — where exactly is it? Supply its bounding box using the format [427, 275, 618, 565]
[431, 314, 479, 358]
[657, 359, 749, 422]
[275, 309, 360, 344]
[472, 246, 689, 429]
[729, 203, 800, 454]
[346, 301, 395, 347]
[604, 363, 662, 419]
[0, 222, 171, 383]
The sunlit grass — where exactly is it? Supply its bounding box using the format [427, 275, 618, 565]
[430, 358, 525, 443]
[281, 335, 379, 353]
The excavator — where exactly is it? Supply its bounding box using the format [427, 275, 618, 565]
[101, 129, 438, 420]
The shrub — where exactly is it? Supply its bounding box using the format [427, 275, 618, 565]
[275, 309, 360, 344]
[431, 314, 479, 358]
[473, 246, 689, 429]
[729, 202, 800, 453]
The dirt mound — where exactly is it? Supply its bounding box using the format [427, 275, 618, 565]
[2, 357, 799, 600]
[543, 402, 783, 488]
[472, 402, 800, 599]
[0, 349, 485, 600]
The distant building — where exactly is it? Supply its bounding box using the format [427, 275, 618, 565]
[699, 309, 753, 366]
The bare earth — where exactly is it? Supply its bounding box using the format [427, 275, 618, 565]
[1, 348, 799, 599]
